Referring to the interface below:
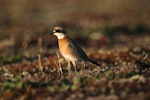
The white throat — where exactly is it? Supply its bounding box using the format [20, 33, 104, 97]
[54, 33, 65, 39]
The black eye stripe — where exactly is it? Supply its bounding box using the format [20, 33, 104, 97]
[55, 30, 61, 32]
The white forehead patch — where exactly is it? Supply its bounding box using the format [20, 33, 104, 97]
[53, 30, 56, 32]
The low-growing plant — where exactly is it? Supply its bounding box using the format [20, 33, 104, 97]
[2, 54, 21, 64]
[104, 70, 115, 80]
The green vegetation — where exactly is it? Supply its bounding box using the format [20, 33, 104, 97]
[2, 54, 21, 64]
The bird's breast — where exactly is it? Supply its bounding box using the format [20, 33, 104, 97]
[58, 37, 77, 62]
[58, 37, 69, 54]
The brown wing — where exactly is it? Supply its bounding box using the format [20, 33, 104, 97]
[67, 37, 88, 60]
[68, 37, 100, 66]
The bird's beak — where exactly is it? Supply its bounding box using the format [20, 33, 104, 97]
[49, 32, 54, 35]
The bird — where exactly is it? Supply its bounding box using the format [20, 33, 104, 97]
[50, 26, 100, 72]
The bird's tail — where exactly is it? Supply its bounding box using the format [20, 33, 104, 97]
[86, 57, 100, 66]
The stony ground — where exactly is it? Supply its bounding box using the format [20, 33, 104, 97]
[0, 25, 150, 100]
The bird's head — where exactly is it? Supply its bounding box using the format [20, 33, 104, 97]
[50, 26, 65, 39]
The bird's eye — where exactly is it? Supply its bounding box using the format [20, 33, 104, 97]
[56, 30, 61, 32]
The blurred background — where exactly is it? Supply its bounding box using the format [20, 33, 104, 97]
[0, 0, 150, 64]
[0, 0, 150, 27]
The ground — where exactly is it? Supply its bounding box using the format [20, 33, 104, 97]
[0, 23, 150, 100]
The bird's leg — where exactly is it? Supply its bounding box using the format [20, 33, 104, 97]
[72, 62, 77, 73]
[84, 62, 86, 69]
[80, 61, 85, 74]
[82, 61, 86, 70]
[67, 61, 71, 75]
